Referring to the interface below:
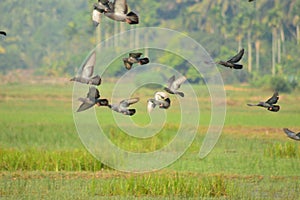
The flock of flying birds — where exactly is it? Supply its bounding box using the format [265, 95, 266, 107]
[1, 0, 298, 141]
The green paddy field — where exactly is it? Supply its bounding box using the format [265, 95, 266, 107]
[0, 82, 299, 199]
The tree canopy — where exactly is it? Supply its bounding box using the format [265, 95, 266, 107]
[0, 0, 299, 86]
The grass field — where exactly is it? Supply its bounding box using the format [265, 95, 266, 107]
[0, 82, 300, 199]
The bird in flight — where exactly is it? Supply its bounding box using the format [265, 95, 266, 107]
[164, 75, 187, 97]
[147, 92, 171, 112]
[76, 87, 108, 112]
[70, 50, 101, 86]
[107, 97, 140, 116]
[217, 49, 245, 69]
[123, 53, 149, 70]
[93, 0, 139, 26]
[247, 91, 280, 112]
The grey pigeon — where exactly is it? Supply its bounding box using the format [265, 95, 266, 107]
[94, 0, 139, 25]
[217, 49, 244, 69]
[70, 51, 101, 86]
[283, 128, 300, 141]
[108, 97, 139, 116]
[164, 75, 187, 97]
[247, 91, 280, 112]
[147, 92, 171, 112]
[77, 87, 108, 112]
[123, 53, 149, 70]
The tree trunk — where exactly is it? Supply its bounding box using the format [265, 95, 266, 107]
[96, 24, 101, 45]
[272, 28, 277, 76]
[297, 24, 300, 45]
[277, 37, 281, 64]
[114, 21, 118, 47]
[255, 40, 260, 71]
[247, 30, 252, 73]
[135, 28, 139, 49]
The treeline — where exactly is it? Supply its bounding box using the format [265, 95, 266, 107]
[0, 0, 299, 90]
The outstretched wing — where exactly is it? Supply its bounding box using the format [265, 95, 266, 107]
[123, 58, 133, 70]
[147, 99, 156, 112]
[172, 76, 187, 90]
[129, 52, 142, 59]
[283, 128, 295, 135]
[92, 9, 101, 27]
[154, 92, 168, 100]
[227, 49, 244, 63]
[283, 128, 300, 140]
[167, 75, 176, 89]
[113, 0, 128, 14]
[87, 87, 100, 100]
[77, 101, 95, 112]
[265, 91, 279, 105]
[119, 97, 139, 108]
[81, 51, 96, 78]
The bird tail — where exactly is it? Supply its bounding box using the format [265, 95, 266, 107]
[233, 64, 243, 69]
[126, 12, 139, 24]
[139, 58, 149, 65]
[268, 105, 280, 112]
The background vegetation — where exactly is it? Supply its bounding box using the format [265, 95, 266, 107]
[0, 0, 300, 91]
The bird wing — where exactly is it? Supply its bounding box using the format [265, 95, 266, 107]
[123, 58, 133, 70]
[154, 92, 168, 100]
[283, 128, 300, 140]
[247, 103, 259, 106]
[81, 51, 96, 78]
[283, 128, 295, 136]
[113, 0, 128, 14]
[87, 87, 100, 100]
[167, 75, 176, 89]
[265, 91, 279, 105]
[77, 101, 95, 112]
[227, 49, 244, 63]
[129, 53, 142, 59]
[119, 97, 139, 108]
[172, 76, 187, 90]
[147, 99, 156, 112]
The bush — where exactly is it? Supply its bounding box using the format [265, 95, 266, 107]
[270, 76, 292, 93]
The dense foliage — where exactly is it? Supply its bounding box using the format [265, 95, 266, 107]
[0, 0, 299, 87]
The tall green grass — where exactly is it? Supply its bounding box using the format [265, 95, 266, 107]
[1, 84, 300, 199]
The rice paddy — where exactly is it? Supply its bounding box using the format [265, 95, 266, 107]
[0, 82, 299, 199]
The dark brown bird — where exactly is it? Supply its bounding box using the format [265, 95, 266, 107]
[283, 128, 300, 141]
[217, 49, 244, 69]
[123, 53, 149, 70]
[247, 91, 280, 112]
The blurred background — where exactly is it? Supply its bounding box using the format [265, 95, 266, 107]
[0, 0, 299, 92]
